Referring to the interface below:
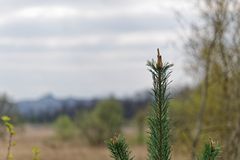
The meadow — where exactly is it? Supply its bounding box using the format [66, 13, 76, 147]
[0, 125, 188, 160]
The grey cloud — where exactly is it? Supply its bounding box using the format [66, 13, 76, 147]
[0, 0, 140, 7]
[0, 0, 192, 99]
[0, 39, 174, 54]
[0, 15, 177, 37]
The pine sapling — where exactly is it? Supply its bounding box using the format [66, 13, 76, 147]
[107, 49, 221, 160]
[107, 49, 172, 160]
[107, 135, 134, 160]
[146, 49, 172, 160]
[199, 139, 220, 160]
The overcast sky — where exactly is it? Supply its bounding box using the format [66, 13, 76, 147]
[0, 0, 197, 100]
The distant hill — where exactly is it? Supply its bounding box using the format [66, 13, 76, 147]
[17, 94, 63, 115]
[15, 91, 156, 122]
[16, 94, 97, 122]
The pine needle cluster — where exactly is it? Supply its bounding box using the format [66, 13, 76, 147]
[200, 140, 220, 160]
[106, 135, 134, 160]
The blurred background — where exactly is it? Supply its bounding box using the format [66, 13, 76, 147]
[0, 0, 239, 160]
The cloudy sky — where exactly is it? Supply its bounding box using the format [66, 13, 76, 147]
[0, 0, 197, 100]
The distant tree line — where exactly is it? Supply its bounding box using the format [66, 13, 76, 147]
[20, 93, 151, 123]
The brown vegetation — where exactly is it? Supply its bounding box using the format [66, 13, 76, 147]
[0, 125, 188, 160]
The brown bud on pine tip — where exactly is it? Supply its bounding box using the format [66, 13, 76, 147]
[111, 133, 119, 144]
[111, 137, 116, 144]
[156, 48, 163, 69]
[209, 138, 215, 151]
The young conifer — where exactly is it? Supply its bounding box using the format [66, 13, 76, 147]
[107, 135, 134, 160]
[146, 49, 172, 160]
[107, 49, 172, 160]
[200, 140, 220, 160]
[107, 49, 220, 160]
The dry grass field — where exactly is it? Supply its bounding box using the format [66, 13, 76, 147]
[0, 125, 189, 160]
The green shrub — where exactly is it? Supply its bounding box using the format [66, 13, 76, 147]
[54, 115, 76, 140]
[79, 99, 123, 145]
[134, 108, 148, 144]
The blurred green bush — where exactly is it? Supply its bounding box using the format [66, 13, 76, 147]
[77, 99, 123, 145]
[54, 115, 76, 140]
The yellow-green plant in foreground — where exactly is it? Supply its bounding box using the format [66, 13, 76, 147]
[107, 49, 221, 160]
[2, 116, 16, 160]
[1, 116, 40, 160]
[32, 147, 40, 160]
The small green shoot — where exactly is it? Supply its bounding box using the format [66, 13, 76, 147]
[1, 116, 16, 160]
